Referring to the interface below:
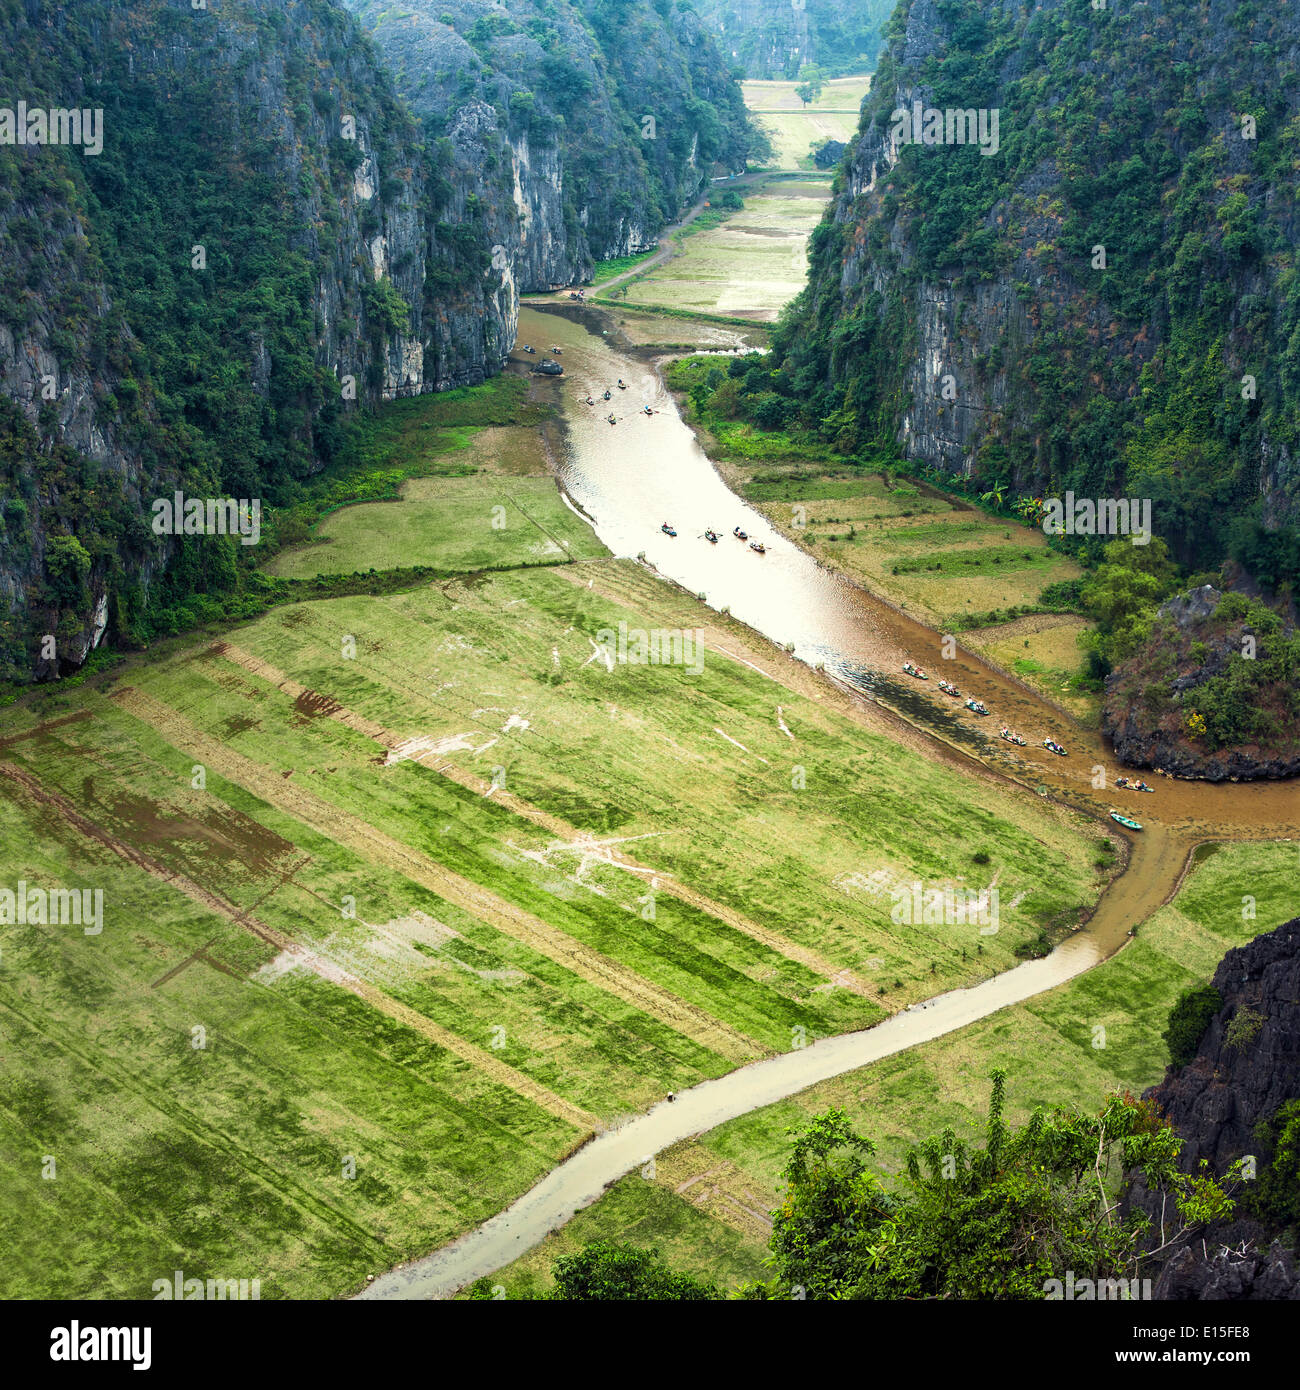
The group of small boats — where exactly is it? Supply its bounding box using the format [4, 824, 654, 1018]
[901, 661, 1148, 830]
[904, 660, 1051, 752]
[661, 524, 765, 553]
[583, 380, 655, 425]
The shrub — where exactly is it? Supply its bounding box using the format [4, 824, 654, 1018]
[1223, 1006, 1264, 1052]
[1248, 1100, 1300, 1230]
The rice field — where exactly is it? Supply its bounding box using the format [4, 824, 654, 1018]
[724, 461, 1098, 718]
[266, 476, 606, 579]
[741, 76, 870, 170]
[741, 75, 872, 114]
[0, 537, 1101, 1295]
[621, 180, 832, 320]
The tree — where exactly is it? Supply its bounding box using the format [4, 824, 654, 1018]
[45, 534, 93, 610]
[745, 1074, 1242, 1299]
[1163, 984, 1222, 1065]
[545, 1240, 721, 1300]
[794, 64, 824, 108]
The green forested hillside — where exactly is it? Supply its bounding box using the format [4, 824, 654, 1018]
[741, 0, 1300, 589]
[0, 0, 756, 683]
[691, 0, 892, 80]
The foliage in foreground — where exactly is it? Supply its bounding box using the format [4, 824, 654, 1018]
[522, 1073, 1245, 1300]
[467, 1240, 720, 1301]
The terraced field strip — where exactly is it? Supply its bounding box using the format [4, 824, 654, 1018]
[0, 761, 596, 1132]
[212, 641, 872, 998]
[108, 686, 764, 1064]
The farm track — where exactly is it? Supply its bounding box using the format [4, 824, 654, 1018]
[107, 687, 765, 1066]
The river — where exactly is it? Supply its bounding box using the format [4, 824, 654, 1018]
[357, 303, 1297, 1298]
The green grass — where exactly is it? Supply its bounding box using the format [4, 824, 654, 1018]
[459, 1172, 771, 1299]
[263, 375, 547, 555]
[889, 545, 1057, 577]
[0, 789, 579, 1299]
[591, 251, 657, 284]
[619, 184, 830, 320]
[0, 551, 1102, 1295]
[266, 477, 606, 579]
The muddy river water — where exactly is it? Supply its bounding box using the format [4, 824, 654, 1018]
[358, 304, 1298, 1299]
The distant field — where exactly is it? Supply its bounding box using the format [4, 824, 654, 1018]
[742, 75, 872, 114]
[742, 75, 868, 170]
[752, 111, 861, 169]
[620, 182, 831, 320]
[470, 838, 1300, 1297]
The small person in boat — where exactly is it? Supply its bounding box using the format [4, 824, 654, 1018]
[661, 523, 677, 536]
[643, 406, 652, 416]
[964, 697, 987, 713]
[522, 344, 536, 353]
[1116, 776, 1130, 789]
[750, 541, 765, 554]
[704, 530, 719, 543]
[617, 379, 627, 389]
[603, 389, 612, 400]
[584, 395, 594, 405]
[733, 526, 748, 540]
[1135, 780, 1154, 793]
[607, 413, 617, 424]
[550, 346, 563, 354]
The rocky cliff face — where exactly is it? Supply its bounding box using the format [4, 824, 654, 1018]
[782, 0, 1300, 572]
[691, 0, 890, 80]
[1100, 586, 1300, 780]
[1125, 917, 1300, 1299]
[0, 0, 751, 681]
[344, 0, 754, 281]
